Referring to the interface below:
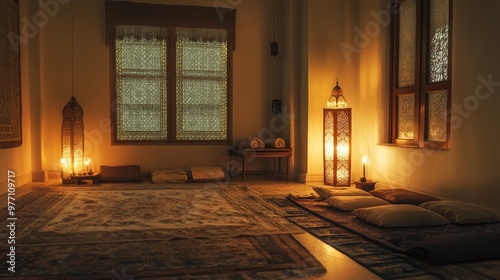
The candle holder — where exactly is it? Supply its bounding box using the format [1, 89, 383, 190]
[355, 181, 376, 192]
[356, 155, 375, 191]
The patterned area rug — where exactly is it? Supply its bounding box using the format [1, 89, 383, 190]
[268, 197, 500, 280]
[7, 185, 302, 244]
[0, 185, 325, 279]
[1, 234, 325, 279]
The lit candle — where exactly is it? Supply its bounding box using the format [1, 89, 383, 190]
[84, 157, 91, 174]
[362, 156, 367, 181]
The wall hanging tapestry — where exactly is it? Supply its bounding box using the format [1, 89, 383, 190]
[0, 0, 22, 148]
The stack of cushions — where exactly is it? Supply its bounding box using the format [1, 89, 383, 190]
[352, 188, 447, 227]
[312, 186, 390, 212]
[97, 165, 143, 182]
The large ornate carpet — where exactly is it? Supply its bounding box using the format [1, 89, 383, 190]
[268, 197, 500, 280]
[0, 185, 325, 279]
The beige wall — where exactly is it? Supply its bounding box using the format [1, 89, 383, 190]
[0, 0, 37, 193]
[355, 0, 500, 207]
[34, 0, 291, 175]
[302, 0, 500, 206]
[305, 0, 362, 182]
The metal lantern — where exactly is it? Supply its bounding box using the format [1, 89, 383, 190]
[324, 80, 351, 186]
[61, 96, 84, 183]
[327, 79, 348, 108]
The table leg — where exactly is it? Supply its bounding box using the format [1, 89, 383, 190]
[242, 155, 246, 181]
[286, 156, 290, 181]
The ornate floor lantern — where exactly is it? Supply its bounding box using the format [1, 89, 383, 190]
[61, 96, 84, 184]
[323, 80, 352, 186]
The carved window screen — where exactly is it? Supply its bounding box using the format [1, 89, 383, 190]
[397, 0, 416, 88]
[115, 26, 168, 141]
[107, 2, 235, 144]
[390, 0, 452, 150]
[175, 28, 228, 141]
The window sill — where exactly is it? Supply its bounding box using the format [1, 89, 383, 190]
[379, 142, 450, 151]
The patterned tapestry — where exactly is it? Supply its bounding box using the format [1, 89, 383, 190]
[0, 0, 22, 148]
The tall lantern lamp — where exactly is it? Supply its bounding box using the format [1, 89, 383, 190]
[60, 1, 85, 184]
[323, 79, 352, 186]
[61, 96, 84, 184]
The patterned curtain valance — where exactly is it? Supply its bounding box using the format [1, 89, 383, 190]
[105, 1, 236, 49]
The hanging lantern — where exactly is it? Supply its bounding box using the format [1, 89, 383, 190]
[61, 96, 84, 183]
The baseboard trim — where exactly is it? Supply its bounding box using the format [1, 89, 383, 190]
[32, 170, 47, 182]
[46, 170, 61, 180]
[0, 171, 32, 195]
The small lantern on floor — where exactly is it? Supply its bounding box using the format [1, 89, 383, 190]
[324, 79, 351, 186]
[61, 96, 84, 183]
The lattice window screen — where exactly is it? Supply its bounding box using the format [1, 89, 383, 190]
[426, 90, 448, 141]
[175, 28, 228, 141]
[398, 0, 416, 88]
[428, 0, 449, 83]
[397, 94, 415, 140]
[115, 26, 168, 141]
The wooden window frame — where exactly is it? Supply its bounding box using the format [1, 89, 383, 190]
[389, 0, 453, 150]
[106, 1, 235, 145]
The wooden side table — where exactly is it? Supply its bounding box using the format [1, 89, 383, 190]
[355, 181, 376, 192]
[71, 174, 99, 185]
[228, 148, 292, 181]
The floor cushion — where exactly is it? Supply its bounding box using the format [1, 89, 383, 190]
[97, 165, 143, 182]
[419, 200, 500, 224]
[369, 188, 441, 205]
[353, 204, 450, 227]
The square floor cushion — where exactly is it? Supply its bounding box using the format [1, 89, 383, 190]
[97, 165, 143, 182]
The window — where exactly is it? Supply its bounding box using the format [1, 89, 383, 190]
[106, 2, 235, 144]
[390, 0, 452, 149]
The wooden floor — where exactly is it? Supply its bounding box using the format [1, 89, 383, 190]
[9, 177, 381, 280]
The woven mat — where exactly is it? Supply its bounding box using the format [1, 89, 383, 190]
[268, 197, 500, 280]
